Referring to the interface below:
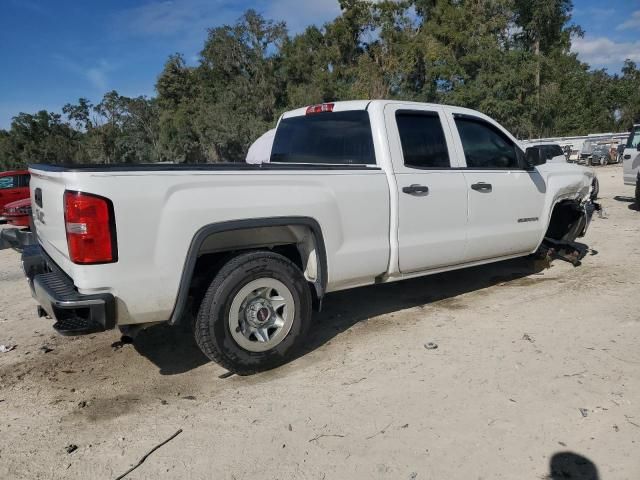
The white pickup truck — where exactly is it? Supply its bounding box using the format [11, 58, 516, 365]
[622, 123, 640, 204]
[21, 100, 598, 374]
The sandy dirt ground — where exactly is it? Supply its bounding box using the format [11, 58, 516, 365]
[0, 164, 638, 480]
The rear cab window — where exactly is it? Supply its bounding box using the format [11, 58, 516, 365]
[271, 111, 375, 165]
[0, 174, 29, 189]
[0, 177, 14, 189]
[454, 115, 523, 169]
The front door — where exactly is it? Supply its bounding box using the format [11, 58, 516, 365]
[447, 112, 546, 262]
[384, 104, 468, 273]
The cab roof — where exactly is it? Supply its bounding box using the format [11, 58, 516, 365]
[281, 99, 469, 119]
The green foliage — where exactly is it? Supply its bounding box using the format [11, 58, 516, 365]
[1, 0, 639, 170]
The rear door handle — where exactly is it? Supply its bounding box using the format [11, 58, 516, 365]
[402, 184, 429, 196]
[624, 154, 631, 159]
[471, 182, 492, 192]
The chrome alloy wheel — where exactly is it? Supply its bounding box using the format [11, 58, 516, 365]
[228, 278, 295, 352]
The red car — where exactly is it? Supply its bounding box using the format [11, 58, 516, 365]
[0, 170, 30, 211]
[2, 197, 31, 227]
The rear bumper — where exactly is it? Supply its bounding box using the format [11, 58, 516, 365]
[0, 227, 36, 251]
[22, 244, 116, 335]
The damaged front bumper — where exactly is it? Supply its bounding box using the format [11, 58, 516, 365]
[580, 200, 601, 238]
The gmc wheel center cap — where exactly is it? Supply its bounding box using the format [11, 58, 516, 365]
[245, 301, 272, 326]
[256, 307, 270, 323]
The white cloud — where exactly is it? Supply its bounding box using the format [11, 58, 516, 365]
[617, 10, 640, 31]
[116, 0, 214, 37]
[572, 35, 640, 70]
[53, 55, 115, 92]
[85, 67, 108, 91]
[115, 0, 342, 39]
[266, 0, 341, 33]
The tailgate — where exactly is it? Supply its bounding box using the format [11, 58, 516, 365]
[29, 167, 71, 266]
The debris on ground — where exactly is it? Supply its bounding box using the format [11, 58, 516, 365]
[111, 337, 134, 350]
[65, 444, 78, 454]
[522, 333, 535, 343]
[40, 345, 53, 353]
[0, 344, 16, 353]
[424, 342, 438, 350]
[308, 433, 346, 443]
[366, 423, 392, 440]
[114, 429, 183, 480]
[579, 408, 589, 418]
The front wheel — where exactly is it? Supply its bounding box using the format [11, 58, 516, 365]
[194, 251, 312, 375]
[635, 178, 640, 207]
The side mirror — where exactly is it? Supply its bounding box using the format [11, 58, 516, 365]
[525, 147, 546, 167]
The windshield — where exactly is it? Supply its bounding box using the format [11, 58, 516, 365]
[271, 111, 375, 165]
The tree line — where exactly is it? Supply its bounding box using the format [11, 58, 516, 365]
[1, 0, 639, 169]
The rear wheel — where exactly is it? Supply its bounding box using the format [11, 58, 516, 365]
[194, 251, 312, 375]
[635, 177, 640, 207]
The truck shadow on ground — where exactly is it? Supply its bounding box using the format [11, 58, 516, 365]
[132, 248, 591, 375]
[133, 323, 209, 375]
[295, 255, 556, 362]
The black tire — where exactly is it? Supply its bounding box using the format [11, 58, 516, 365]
[194, 251, 312, 375]
[635, 178, 640, 207]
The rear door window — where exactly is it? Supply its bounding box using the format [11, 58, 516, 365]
[395, 111, 450, 169]
[271, 111, 375, 165]
[454, 116, 520, 169]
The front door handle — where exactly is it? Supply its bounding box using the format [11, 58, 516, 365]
[402, 184, 429, 196]
[624, 154, 631, 159]
[471, 182, 492, 192]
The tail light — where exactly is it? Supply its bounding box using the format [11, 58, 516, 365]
[305, 103, 334, 115]
[64, 191, 117, 264]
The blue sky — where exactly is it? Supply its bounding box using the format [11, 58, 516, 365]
[0, 0, 639, 129]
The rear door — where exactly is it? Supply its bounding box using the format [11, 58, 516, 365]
[446, 111, 546, 262]
[384, 104, 468, 273]
[0, 173, 29, 210]
[623, 125, 640, 185]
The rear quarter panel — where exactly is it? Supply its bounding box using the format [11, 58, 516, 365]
[32, 168, 391, 325]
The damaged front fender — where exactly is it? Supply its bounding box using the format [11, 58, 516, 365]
[544, 198, 600, 244]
